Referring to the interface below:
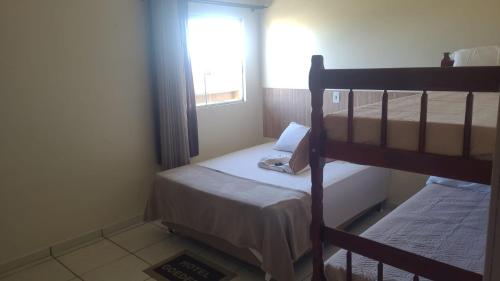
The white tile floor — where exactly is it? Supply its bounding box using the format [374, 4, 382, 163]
[0, 208, 391, 281]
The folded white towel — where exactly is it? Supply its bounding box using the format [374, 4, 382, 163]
[258, 155, 294, 174]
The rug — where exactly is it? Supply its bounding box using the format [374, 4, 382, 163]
[144, 250, 237, 281]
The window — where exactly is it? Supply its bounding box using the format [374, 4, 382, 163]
[188, 16, 245, 106]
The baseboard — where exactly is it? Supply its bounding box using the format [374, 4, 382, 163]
[102, 214, 143, 237]
[51, 229, 103, 257]
[0, 213, 143, 275]
[0, 248, 51, 277]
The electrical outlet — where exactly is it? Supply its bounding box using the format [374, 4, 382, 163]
[332, 91, 340, 104]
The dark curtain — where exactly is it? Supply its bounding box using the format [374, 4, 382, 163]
[148, 0, 199, 170]
[178, 0, 199, 157]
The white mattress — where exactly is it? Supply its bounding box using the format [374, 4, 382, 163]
[199, 142, 389, 228]
[325, 183, 490, 281]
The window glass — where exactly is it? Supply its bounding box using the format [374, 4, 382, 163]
[188, 16, 245, 106]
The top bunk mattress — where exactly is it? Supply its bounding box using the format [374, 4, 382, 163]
[325, 92, 498, 159]
[325, 181, 491, 281]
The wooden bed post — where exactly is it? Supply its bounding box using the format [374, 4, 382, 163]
[441, 52, 454, 67]
[309, 55, 326, 281]
[484, 88, 500, 281]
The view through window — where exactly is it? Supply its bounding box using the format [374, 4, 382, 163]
[188, 16, 245, 106]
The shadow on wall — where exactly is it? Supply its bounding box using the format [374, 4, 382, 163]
[388, 170, 429, 205]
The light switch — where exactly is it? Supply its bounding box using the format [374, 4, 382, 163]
[332, 91, 340, 103]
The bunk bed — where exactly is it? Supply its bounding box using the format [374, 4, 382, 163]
[308, 53, 500, 281]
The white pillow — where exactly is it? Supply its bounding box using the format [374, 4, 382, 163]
[274, 122, 310, 152]
[452, 45, 500, 66]
[426, 176, 489, 190]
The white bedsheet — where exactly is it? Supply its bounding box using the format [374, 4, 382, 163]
[199, 142, 389, 228]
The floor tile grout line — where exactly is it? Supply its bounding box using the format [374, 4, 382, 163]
[46, 226, 164, 280]
[104, 233, 246, 279]
[103, 236, 154, 266]
[50, 248, 84, 281]
[102, 238, 157, 281]
[0, 222, 158, 280]
[54, 231, 130, 279]
[59, 249, 132, 278]
[102, 222, 171, 251]
[103, 222, 147, 239]
[102, 222, 178, 259]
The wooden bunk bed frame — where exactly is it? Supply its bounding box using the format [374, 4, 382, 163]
[308, 53, 500, 281]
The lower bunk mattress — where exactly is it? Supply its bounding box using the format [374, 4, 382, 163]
[144, 142, 389, 281]
[325, 180, 490, 281]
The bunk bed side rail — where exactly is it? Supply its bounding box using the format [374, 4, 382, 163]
[325, 140, 492, 184]
[320, 66, 500, 92]
[324, 227, 483, 281]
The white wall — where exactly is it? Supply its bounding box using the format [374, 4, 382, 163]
[0, 0, 156, 264]
[263, 0, 500, 89]
[217, 0, 272, 7]
[0, 0, 266, 264]
[262, 0, 500, 204]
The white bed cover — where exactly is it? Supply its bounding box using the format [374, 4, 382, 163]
[199, 142, 389, 228]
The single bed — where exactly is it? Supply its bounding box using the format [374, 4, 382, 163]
[325, 180, 490, 281]
[145, 142, 389, 281]
[199, 142, 389, 229]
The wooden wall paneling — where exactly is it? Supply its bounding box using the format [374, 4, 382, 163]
[263, 88, 415, 138]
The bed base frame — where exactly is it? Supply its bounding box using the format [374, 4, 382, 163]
[309, 54, 500, 281]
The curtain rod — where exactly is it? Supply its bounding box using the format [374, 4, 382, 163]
[188, 0, 268, 10]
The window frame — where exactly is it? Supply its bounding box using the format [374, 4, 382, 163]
[188, 3, 248, 107]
